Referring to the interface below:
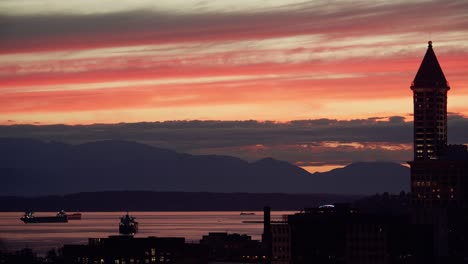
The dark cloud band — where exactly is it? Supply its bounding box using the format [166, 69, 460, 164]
[1, 115, 466, 166]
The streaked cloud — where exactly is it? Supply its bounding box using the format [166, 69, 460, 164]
[1, 0, 468, 169]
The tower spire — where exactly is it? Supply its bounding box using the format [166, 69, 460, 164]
[412, 41, 449, 89]
[411, 41, 450, 160]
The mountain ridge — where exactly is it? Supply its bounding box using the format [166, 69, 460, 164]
[0, 191, 364, 211]
[0, 138, 410, 196]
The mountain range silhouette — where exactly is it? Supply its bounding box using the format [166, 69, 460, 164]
[0, 138, 409, 196]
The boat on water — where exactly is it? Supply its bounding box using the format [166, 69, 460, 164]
[119, 213, 138, 235]
[66, 212, 82, 220]
[20, 211, 68, 224]
[240, 212, 256, 216]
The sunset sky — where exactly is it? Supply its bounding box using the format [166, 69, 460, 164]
[1, 0, 468, 172]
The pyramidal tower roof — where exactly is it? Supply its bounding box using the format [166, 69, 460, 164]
[412, 41, 449, 89]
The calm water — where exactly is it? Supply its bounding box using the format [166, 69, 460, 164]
[0, 211, 293, 254]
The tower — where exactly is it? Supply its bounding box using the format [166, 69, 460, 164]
[262, 206, 272, 264]
[409, 41, 468, 209]
[411, 41, 450, 160]
[408, 42, 468, 261]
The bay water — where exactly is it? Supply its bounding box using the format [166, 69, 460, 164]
[0, 211, 293, 255]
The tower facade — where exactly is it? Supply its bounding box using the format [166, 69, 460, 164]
[411, 41, 450, 160]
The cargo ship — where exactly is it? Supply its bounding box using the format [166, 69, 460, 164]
[240, 212, 255, 215]
[66, 212, 82, 220]
[20, 211, 68, 223]
[119, 213, 138, 235]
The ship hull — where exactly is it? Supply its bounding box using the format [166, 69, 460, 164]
[119, 223, 138, 235]
[67, 213, 82, 220]
[21, 216, 68, 223]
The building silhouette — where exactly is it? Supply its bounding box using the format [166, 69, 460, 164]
[62, 236, 207, 264]
[407, 42, 468, 262]
[408, 41, 468, 208]
[200, 232, 264, 263]
[270, 223, 290, 264]
[262, 206, 272, 264]
[263, 204, 432, 264]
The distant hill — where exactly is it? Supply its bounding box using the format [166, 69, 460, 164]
[312, 162, 410, 194]
[0, 191, 363, 211]
[0, 138, 410, 196]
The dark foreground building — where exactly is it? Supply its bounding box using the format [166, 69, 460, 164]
[62, 236, 207, 264]
[278, 205, 433, 264]
[200, 232, 265, 263]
